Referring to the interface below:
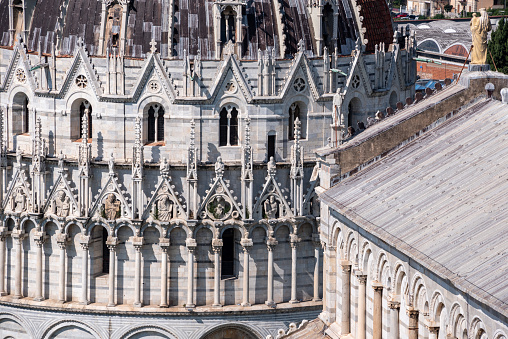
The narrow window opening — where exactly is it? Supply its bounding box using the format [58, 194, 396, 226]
[22, 96, 29, 134]
[219, 107, 239, 146]
[322, 4, 334, 52]
[147, 104, 165, 145]
[267, 135, 276, 160]
[219, 108, 228, 146]
[221, 228, 235, 278]
[102, 228, 110, 274]
[229, 107, 238, 146]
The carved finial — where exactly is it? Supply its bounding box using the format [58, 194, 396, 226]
[298, 39, 305, 53]
[294, 117, 301, 146]
[190, 119, 196, 147]
[58, 150, 65, 169]
[16, 146, 22, 166]
[160, 157, 170, 178]
[108, 152, 115, 174]
[215, 156, 225, 178]
[267, 156, 276, 177]
[132, 116, 144, 178]
[149, 38, 157, 54]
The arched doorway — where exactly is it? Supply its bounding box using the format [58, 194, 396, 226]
[348, 97, 363, 128]
[201, 325, 259, 339]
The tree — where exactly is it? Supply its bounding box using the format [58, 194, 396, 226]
[444, 4, 453, 12]
[488, 17, 508, 74]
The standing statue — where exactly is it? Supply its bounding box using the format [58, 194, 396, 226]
[470, 8, 492, 65]
[54, 191, 71, 217]
[13, 188, 26, 213]
[104, 193, 121, 220]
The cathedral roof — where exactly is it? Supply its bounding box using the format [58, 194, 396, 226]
[321, 97, 508, 317]
[0, 0, 393, 59]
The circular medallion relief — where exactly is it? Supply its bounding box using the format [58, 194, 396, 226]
[15, 68, 26, 83]
[148, 80, 161, 93]
[225, 81, 237, 94]
[76, 74, 88, 89]
[293, 78, 306, 92]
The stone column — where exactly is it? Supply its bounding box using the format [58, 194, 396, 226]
[57, 234, 67, 303]
[107, 239, 117, 307]
[186, 238, 197, 309]
[0, 227, 7, 296]
[133, 237, 143, 307]
[12, 230, 26, 299]
[34, 231, 45, 301]
[289, 234, 300, 303]
[428, 325, 440, 339]
[265, 237, 278, 307]
[241, 238, 253, 307]
[407, 307, 419, 339]
[373, 282, 384, 339]
[356, 274, 367, 339]
[212, 239, 223, 307]
[159, 238, 170, 308]
[388, 299, 400, 339]
[313, 237, 321, 301]
[79, 236, 90, 305]
[341, 261, 352, 335]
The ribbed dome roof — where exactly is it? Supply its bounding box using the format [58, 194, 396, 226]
[0, 0, 393, 58]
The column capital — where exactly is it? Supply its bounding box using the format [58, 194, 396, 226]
[340, 260, 352, 271]
[240, 237, 253, 249]
[266, 237, 278, 250]
[106, 237, 118, 251]
[11, 229, 27, 241]
[356, 272, 367, 284]
[79, 235, 90, 250]
[290, 234, 300, 248]
[427, 325, 440, 334]
[372, 281, 384, 291]
[159, 237, 170, 252]
[0, 226, 9, 240]
[33, 231, 46, 247]
[133, 236, 144, 251]
[407, 307, 419, 319]
[388, 300, 400, 310]
[56, 233, 68, 248]
[186, 237, 197, 251]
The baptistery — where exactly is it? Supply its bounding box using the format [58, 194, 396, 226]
[0, 0, 415, 337]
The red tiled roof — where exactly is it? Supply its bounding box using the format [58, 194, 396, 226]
[357, 0, 394, 52]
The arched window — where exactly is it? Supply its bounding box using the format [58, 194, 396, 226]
[267, 132, 276, 160]
[219, 106, 239, 146]
[348, 97, 362, 128]
[147, 104, 164, 144]
[322, 3, 334, 52]
[221, 6, 237, 45]
[79, 101, 93, 140]
[12, 92, 29, 135]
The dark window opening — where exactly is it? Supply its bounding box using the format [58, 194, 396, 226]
[102, 228, 110, 274]
[268, 135, 276, 160]
[219, 107, 239, 146]
[79, 102, 93, 139]
[221, 228, 235, 278]
[22, 96, 29, 134]
[322, 4, 334, 52]
[147, 105, 164, 144]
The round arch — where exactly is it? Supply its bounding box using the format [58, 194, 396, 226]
[0, 312, 34, 338]
[39, 320, 104, 339]
[198, 323, 262, 339]
[116, 325, 178, 339]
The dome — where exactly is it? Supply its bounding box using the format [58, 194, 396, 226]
[0, 0, 393, 58]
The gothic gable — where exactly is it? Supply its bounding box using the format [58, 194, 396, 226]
[131, 53, 177, 103]
[1, 39, 37, 92]
[2, 165, 33, 214]
[208, 52, 253, 103]
[89, 172, 132, 221]
[43, 163, 79, 218]
[279, 46, 321, 101]
[142, 176, 186, 222]
[253, 163, 293, 220]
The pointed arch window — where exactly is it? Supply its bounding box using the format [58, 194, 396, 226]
[22, 96, 29, 134]
[147, 104, 165, 144]
[219, 106, 239, 146]
[288, 103, 300, 140]
[322, 3, 335, 52]
[12, 92, 30, 135]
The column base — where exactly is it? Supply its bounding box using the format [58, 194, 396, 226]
[0, 292, 7, 296]
[133, 302, 142, 308]
[159, 304, 168, 308]
[107, 303, 116, 307]
[80, 301, 90, 305]
[12, 295, 22, 300]
[212, 303, 223, 308]
[33, 297, 44, 302]
[265, 301, 276, 308]
[57, 300, 66, 304]
[185, 304, 196, 310]
[289, 299, 300, 304]
[313, 297, 322, 302]
[241, 302, 251, 307]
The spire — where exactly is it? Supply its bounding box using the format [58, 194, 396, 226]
[132, 116, 144, 179]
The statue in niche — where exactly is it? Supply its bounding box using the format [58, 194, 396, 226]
[53, 191, 71, 217]
[470, 8, 492, 65]
[311, 195, 320, 217]
[264, 195, 279, 219]
[104, 193, 121, 220]
[215, 156, 224, 176]
[207, 195, 231, 220]
[157, 195, 174, 221]
[12, 188, 26, 213]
